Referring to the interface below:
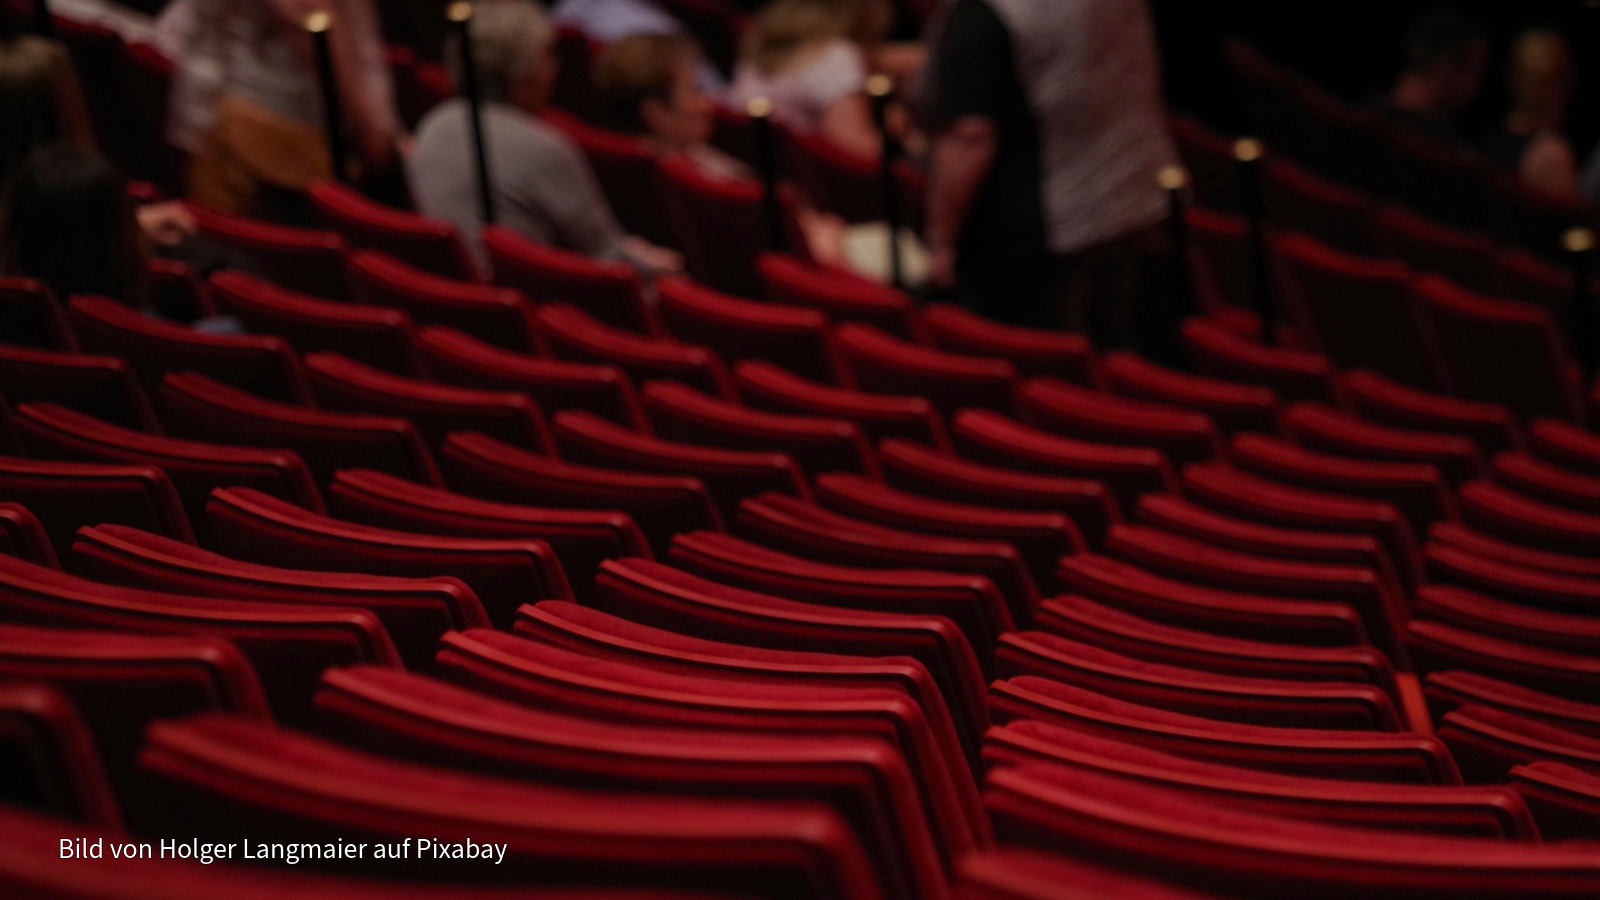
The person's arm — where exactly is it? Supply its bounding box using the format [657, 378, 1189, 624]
[818, 92, 881, 162]
[924, 116, 997, 289]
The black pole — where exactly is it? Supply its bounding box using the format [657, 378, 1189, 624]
[867, 74, 904, 291]
[747, 97, 785, 252]
[307, 12, 350, 184]
[1235, 137, 1273, 345]
[1160, 165, 1194, 323]
[1566, 226, 1596, 382]
[448, 2, 495, 225]
[31, 0, 51, 36]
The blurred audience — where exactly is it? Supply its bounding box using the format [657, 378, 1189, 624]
[551, 0, 726, 90]
[1378, 5, 1489, 147]
[159, 0, 403, 222]
[0, 33, 93, 182]
[1486, 27, 1581, 200]
[726, 0, 894, 161]
[923, 0, 1174, 343]
[594, 33, 746, 180]
[410, 0, 680, 273]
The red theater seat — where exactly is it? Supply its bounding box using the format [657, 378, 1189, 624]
[309, 181, 477, 281]
[757, 253, 922, 339]
[1262, 157, 1378, 256]
[1491, 450, 1600, 513]
[1229, 432, 1455, 531]
[1528, 419, 1600, 477]
[1438, 705, 1600, 784]
[1407, 619, 1600, 704]
[1508, 762, 1600, 840]
[1099, 351, 1278, 435]
[1423, 543, 1600, 615]
[535, 303, 737, 400]
[0, 343, 161, 432]
[1428, 520, 1600, 579]
[1280, 402, 1487, 485]
[836, 324, 1021, 416]
[735, 360, 951, 451]
[1338, 369, 1524, 456]
[642, 380, 878, 479]
[0, 456, 194, 555]
[0, 681, 120, 828]
[1180, 316, 1334, 403]
[1425, 671, 1600, 740]
[187, 204, 353, 301]
[0, 504, 57, 568]
[0, 277, 77, 351]
[349, 250, 539, 352]
[483, 224, 661, 335]
[919, 304, 1093, 382]
[1372, 204, 1500, 294]
[658, 157, 809, 297]
[1020, 378, 1224, 467]
[952, 409, 1177, 510]
[657, 277, 844, 384]
[1457, 480, 1600, 556]
[208, 270, 426, 376]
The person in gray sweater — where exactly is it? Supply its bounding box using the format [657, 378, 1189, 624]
[408, 0, 680, 274]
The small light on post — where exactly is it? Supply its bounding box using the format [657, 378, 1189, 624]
[866, 74, 904, 291]
[747, 97, 784, 252]
[1565, 226, 1596, 382]
[1233, 137, 1273, 344]
[306, 11, 350, 184]
[448, 1, 496, 226]
[1158, 165, 1193, 324]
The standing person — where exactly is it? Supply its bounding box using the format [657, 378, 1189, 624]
[159, 0, 404, 222]
[921, 0, 1176, 341]
[1486, 27, 1581, 201]
[409, 0, 680, 273]
[1376, 5, 1490, 148]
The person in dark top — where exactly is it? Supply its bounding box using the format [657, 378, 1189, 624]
[1378, 5, 1490, 147]
[921, 0, 1174, 339]
[1485, 27, 1580, 200]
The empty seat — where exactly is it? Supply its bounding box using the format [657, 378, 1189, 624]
[1339, 369, 1524, 456]
[1181, 462, 1423, 591]
[1492, 450, 1600, 513]
[1528, 418, 1600, 478]
[1414, 583, 1600, 656]
[0, 553, 399, 724]
[68, 296, 312, 403]
[1458, 479, 1600, 556]
[208, 270, 427, 376]
[1508, 762, 1600, 840]
[417, 325, 647, 429]
[14, 402, 323, 545]
[1099, 351, 1278, 435]
[536, 303, 738, 400]
[1273, 233, 1444, 390]
[0, 343, 161, 432]
[0, 503, 57, 568]
[984, 763, 1600, 899]
[1180, 316, 1334, 403]
[1407, 619, 1600, 705]
[1105, 523, 1409, 663]
[1427, 540, 1600, 615]
[996, 630, 1400, 731]
[989, 677, 1458, 784]
[0, 277, 76, 351]
[1262, 157, 1378, 255]
[668, 530, 1012, 672]
[919, 304, 1093, 382]
[1057, 553, 1368, 649]
[878, 438, 1118, 547]
[657, 157, 805, 297]
[1438, 705, 1600, 784]
[348, 250, 541, 354]
[951, 409, 1177, 509]
[0, 680, 120, 828]
[657, 277, 843, 384]
[985, 719, 1531, 838]
[836, 323, 1020, 416]
[1413, 275, 1582, 422]
[1429, 520, 1600, 579]
[304, 352, 553, 453]
[553, 410, 808, 522]
[71, 524, 488, 671]
[187, 204, 353, 301]
[0, 623, 268, 830]
[735, 360, 951, 451]
[1185, 207, 1256, 322]
[1425, 671, 1600, 740]
[1020, 378, 1224, 467]
[1135, 493, 1405, 592]
[1036, 595, 1397, 697]
[327, 468, 648, 605]
[0, 456, 194, 555]
[757, 253, 921, 339]
[439, 431, 720, 558]
[1373, 204, 1500, 294]
[814, 472, 1081, 619]
[483, 224, 660, 334]
[206, 486, 571, 628]
[313, 666, 948, 900]
[1280, 402, 1487, 484]
[642, 380, 877, 479]
[139, 714, 882, 898]
[736, 493, 1040, 623]
[157, 372, 442, 488]
[309, 181, 477, 280]
[1230, 432, 1454, 531]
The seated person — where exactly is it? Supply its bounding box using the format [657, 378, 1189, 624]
[409, 0, 680, 274]
[594, 33, 747, 180]
[1486, 28, 1581, 200]
[550, 0, 726, 90]
[1377, 5, 1489, 148]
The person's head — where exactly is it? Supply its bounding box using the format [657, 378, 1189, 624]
[0, 145, 147, 306]
[449, 0, 557, 114]
[0, 36, 93, 183]
[595, 34, 714, 150]
[742, 0, 890, 75]
[1400, 6, 1490, 112]
[1507, 27, 1575, 131]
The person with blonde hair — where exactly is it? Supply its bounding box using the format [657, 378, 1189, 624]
[595, 33, 745, 180]
[1487, 27, 1580, 200]
[726, 0, 897, 161]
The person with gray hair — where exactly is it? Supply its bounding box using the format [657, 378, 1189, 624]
[408, 0, 680, 273]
